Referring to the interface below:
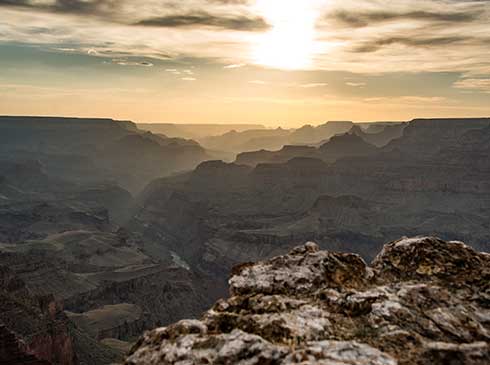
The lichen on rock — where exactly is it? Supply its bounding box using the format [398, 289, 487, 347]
[126, 236, 490, 365]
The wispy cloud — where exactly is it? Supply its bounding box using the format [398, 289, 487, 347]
[298, 83, 328, 88]
[0, 0, 120, 16]
[248, 80, 268, 85]
[224, 63, 246, 69]
[328, 9, 479, 28]
[352, 36, 473, 53]
[346, 82, 366, 87]
[135, 11, 269, 31]
[364, 96, 446, 104]
[108, 59, 154, 67]
[453, 78, 490, 92]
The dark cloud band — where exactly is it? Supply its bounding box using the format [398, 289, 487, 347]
[0, 0, 118, 15]
[136, 12, 269, 31]
[353, 36, 483, 53]
[0, 1, 268, 32]
[330, 9, 479, 28]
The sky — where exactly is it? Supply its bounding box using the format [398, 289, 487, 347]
[0, 0, 489, 127]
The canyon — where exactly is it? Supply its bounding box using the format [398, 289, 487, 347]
[0, 117, 489, 364]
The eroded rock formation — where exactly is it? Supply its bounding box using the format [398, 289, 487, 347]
[0, 324, 51, 365]
[126, 237, 490, 365]
[0, 265, 78, 365]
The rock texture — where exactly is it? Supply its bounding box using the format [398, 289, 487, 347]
[0, 324, 51, 365]
[126, 237, 490, 365]
[0, 264, 124, 365]
[0, 265, 78, 365]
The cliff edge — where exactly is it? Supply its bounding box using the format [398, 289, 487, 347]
[126, 236, 490, 365]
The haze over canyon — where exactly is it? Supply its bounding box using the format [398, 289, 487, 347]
[0, 116, 489, 364]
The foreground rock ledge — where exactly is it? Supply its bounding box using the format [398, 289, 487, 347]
[126, 237, 490, 365]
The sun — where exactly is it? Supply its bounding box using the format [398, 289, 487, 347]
[252, 0, 322, 70]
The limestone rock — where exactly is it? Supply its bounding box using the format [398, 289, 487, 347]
[126, 236, 490, 364]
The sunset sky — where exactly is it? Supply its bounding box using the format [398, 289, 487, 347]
[1, 0, 489, 127]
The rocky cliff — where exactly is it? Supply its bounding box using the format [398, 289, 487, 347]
[126, 236, 490, 365]
[0, 265, 78, 365]
[0, 264, 124, 365]
[0, 324, 51, 365]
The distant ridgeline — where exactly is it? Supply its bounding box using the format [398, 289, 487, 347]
[137, 122, 266, 140]
[197, 120, 367, 153]
[0, 116, 209, 193]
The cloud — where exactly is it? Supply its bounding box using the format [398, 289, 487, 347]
[0, 1, 267, 32]
[181, 77, 197, 81]
[0, 0, 489, 75]
[453, 78, 490, 92]
[207, 0, 251, 4]
[109, 59, 154, 67]
[346, 82, 366, 87]
[0, 0, 119, 16]
[364, 96, 447, 104]
[248, 80, 268, 85]
[165, 68, 195, 76]
[329, 9, 479, 28]
[224, 63, 246, 69]
[52, 47, 77, 52]
[352, 36, 472, 53]
[299, 83, 328, 88]
[135, 11, 269, 31]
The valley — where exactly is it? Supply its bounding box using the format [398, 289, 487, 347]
[0, 116, 489, 364]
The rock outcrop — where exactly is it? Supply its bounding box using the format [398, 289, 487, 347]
[126, 237, 490, 365]
[0, 265, 78, 365]
[0, 324, 51, 365]
[0, 264, 123, 365]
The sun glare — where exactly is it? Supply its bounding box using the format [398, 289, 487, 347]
[253, 0, 322, 70]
